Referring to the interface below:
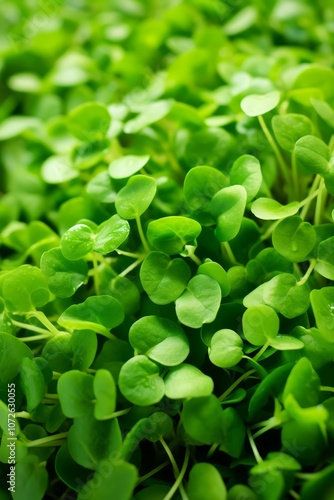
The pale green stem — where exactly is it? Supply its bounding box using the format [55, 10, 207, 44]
[15, 411, 31, 419]
[219, 370, 256, 401]
[206, 443, 219, 458]
[221, 242, 239, 266]
[102, 408, 131, 419]
[320, 386, 334, 393]
[162, 447, 190, 500]
[118, 257, 144, 278]
[289, 490, 300, 500]
[116, 249, 144, 259]
[11, 319, 51, 336]
[137, 461, 169, 485]
[185, 245, 202, 266]
[92, 252, 100, 295]
[20, 333, 53, 342]
[297, 259, 317, 286]
[315, 178, 325, 225]
[253, 419, 282, 439]
[160, 438, 179, 476]
[52, 372, 62, 380]
[247, 429, 263, 463]
[135, 215, 150, 253]
[300, 174, 321, 220]
[253, 342, 270, 362]
[27, 311, 62, 336]
[27, 432, 68, 447]
[291, 149, 299, 200]
[260, 220, 280, 241]
[258, 115, 290, 186]
[45, 393, 59, 399]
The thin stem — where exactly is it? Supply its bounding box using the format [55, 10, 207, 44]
[15, 411, 31, 419]
[45, 393, 59, 400]
[116, 249, 144, 259]
[185, 245, 202, 266]
[27, 432, 68, 447]
[320, 386, 334, 393]
[103, 408, 131, 419]
[315, 178, 325, 225]
[297, 259, 316, 286]
[253, 342, 270, 362]
[260, 220, 280, 241]
[10, 319, 52, 336]
[221, 242, 239, 266]
[219, 369, 256, 401]
[300, 175, 321, 220]
[118, 257, 143, 278]
[137, 461, 169, 485]
[289, 490, 300, 500]
[92, 252, 100, 295]
[247, 429, 263, 464]
[291, 149, 299, 200]
[206, 443, 219, 458]
[253, 419, 281, 439]
[159, 438, 179, 476]
[162, 447, 190, 500]
[27, 311, 62, 336]
[258, 115, 290, 186]
[20, 333, 53, 342]
[52, 372, 62, 380]
[295, 472, 316, 480]
[135, 215, 150, 253]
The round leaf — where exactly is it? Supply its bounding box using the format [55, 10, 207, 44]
[40, 248, 88, 298]
[272, 113, 313, 152]
[209, 329, 243, 368]
[182, 395, 224, 444]
[242, 305, 279, 346]
[147, 216, 202, 255]
[68, 102, 111, 141]
[1, 265, 50, 312]
[187, 463, 227, 500]
[251, 198, 300, 220]
[263, 273, 310, 318]
[183, 166, 228, 210]
[315, 236, 334, 280]
[58, 295, 124, 335]
[118, 355, 165, 406]
[108, 155, 150, 179]
[94, 215, 130, 254]
[272, 216, 316, 263]
[41, 156, 78, 184]
[129, 315, 189, 366]
[175, 275, 222, 328]
[115, 175, 157, 220]
[210, 185, 247, 242]
[60, 224, 94, 260]
[164, 364, 214, 399]
[140, 251, 191, 304]
[310, 287, 334, 342]
[0, 333, 33, 383]
[268, 335, 304, 350]
[197, 260, 230, 297]
[240, 91, 281, 117]
[58, 370, 94, 418]
[229, 155, 262, 202]
[93, 369, 117, 420]
[295, 135, 330, 175]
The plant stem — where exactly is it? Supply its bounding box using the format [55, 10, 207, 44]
[27, 432, 68, 447]
[258, 115, 290, 187]
[20, 333, 53, 342]
[137, 461, 169, 485]
[289, 490, 300, 500]
[221, 242, 239, 266]
[260, 220, 280, 241]
[45, 393, 59, 399]
[92, 252, 100, 295]
[103, 408, 131, 419]
[291, 149, 299, 200]
[247, 429, 263, 463]
[297, 259, 316, 286]
[300, 174, 321, 220]
[253, 342, 270, 362]
[314, 178, 325, 225]
[219, 369, 256, 401]
[10, 319, 52, 336]
[185, 245, 202, 266]
[15, 411, 31, 419]
[116, 249, 144, 259]
[135, 215, 150, 253]
[162, 447, 190, 500]
[118, 257, 144, 278]
[159, 438, 179, 475]
[320, 386, 334, 393]
[27, 311, 62, 337]
[207, 443, 219, 458]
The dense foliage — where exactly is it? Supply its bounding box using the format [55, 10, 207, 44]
[1, 0, 334, 499]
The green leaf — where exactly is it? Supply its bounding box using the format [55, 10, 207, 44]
[164, 364, 214, 399]
[300, 464, 334, 500]
[242, 305, 279, 346]
[58, 370, 94, 418]
[263, 273, 310, 318]
[210, 185, 247, 242]
[118, 355, 165, 406]
[55, 443, 90, 493]
[228, 485, 257, 500]
[140, 251, 191, 304]
[41, 156, 79, 184]
[187, 463, 227, 500]
[58, 295, 124, 335]
[93, 369, 117, 420]
[68, 102, 111, 141]
[12, 455, 48, 500]
[272, 114, 313, 152]
[282, 357, 320, 408]
[310, 287, 334, 342]
[129, 316, 189, 366]
[209, 329, 243, 368]
[147, 216, 202, 255]
[40, 248, 88, 298]
[240, 91, 281, 117]
[197, 260, 230, 297]
[93, 215, 130, 254]
[229, 155, 262, 202]
[311, 98, 334, 128]
[71, 330, 97, 371]
[175, 275, 221, 328]
[268, 335, 304, 350]
[219, 407, 246, 458]
[115, 175, 157, 219]
[60, 224, 95, 260]
[272, 216, 316, 263]
[182, 395, 224, 444]
[86, 171, 117, 204]
[0, 333, 33, 383]
[183, 166, 228, 211]
[315, 236, 334, 280]
[68, 411, 122, 469]
[124, 100, 173, 134]
[20, 358, 45, 413]
[0, 265, 50, 312]
[251, 452, 301, 474]
[295, 135, 330, 175]
[109, 155, 150, 179]
[251, 198, 300, 220]
[77, 460, 137, 500]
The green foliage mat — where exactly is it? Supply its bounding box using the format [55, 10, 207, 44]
[1, 0, 334, 499]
